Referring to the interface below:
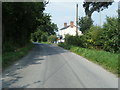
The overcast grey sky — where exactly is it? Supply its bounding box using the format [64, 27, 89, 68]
[44, 1, 118, 29]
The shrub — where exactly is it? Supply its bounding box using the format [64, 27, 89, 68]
[48, 35, 58, 43]
[58, 43, 71, 50]
[78, 16, 93, 33]
[78, 17, 119, 53]
[31, 29, 48, 43]
[65, 34, 82, 46]
[81, 26, 103, 49]
[102, 17, 119, 53]
[41, 32, 48, 42]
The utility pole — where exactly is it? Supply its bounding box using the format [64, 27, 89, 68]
[76, 4, 78, 36]
[100, 11, 102, 26]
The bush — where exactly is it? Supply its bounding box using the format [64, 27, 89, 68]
[102, 17, 119, 53]
[41, 32, 48, 42]
[58, 43, 71, 50]
[65, 34, 83, 46]
[78, 16, 93, 33]
[31, 29, 48, 43]
[31, 33, 37, 42]
[78, 17, 119, 53]
[48, 35, 58, 43]
[80, 26, 103, 49]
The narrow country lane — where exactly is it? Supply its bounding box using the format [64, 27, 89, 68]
[2, 43, 118, 88]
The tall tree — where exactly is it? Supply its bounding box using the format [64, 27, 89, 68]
[36, 13, 58, 35]
[2, 2, 45, 47]
[83, 1, 113, 18]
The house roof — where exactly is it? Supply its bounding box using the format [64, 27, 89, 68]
[60, 25, 76, 30]
[60, 25, 70, 30]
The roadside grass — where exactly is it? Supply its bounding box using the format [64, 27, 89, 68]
[2, 43, 34, 70]
[58, 43, 119, 76]
[41, 42, 51, 44]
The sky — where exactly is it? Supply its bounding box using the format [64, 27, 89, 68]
[44, 1, 118, 29]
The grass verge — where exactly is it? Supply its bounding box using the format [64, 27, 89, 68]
[41, 42, 51, 44]
[2, 43, 34, 70]
[58, 43, 119, 77]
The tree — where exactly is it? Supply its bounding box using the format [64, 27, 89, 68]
[83, 1, 113, 18]
[36, 13, 58, 35]
[31, 29, 48, 42]
[78, 16, 93, 33]
[41, 32, 48, 42]
[2, 2, 45, 47]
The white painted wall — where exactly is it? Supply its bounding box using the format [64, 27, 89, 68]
[59, 26, 82, 39]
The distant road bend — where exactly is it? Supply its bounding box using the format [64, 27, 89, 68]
[2, 43, 118, 88]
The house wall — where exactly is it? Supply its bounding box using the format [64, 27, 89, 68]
[59, 26, 82, 42]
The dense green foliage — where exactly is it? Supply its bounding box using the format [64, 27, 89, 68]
[3, 2, 58, 53]
[48, 35, 58, 43]
[80, 26, 103, 49]
[78, 16, 93, 33]
[36, 13, 58, 35]
[31, 29, 48, 42]
[31, 13, 58, 43]
[58, 43, 118, 76]
[83, 2, 113, 18]
[65, 34, 81, 46]
[102, 17, 118, 53]
[3, 2, 45, 48]
[64, 17, 119, 53]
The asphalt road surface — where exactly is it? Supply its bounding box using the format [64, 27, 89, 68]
[2, 43, 118, 88]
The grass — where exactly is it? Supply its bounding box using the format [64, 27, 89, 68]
[2, 43, 34, 70]
[58, 43, 119, 76]
[41, 42, 51, 44]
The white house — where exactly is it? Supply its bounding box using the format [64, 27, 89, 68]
[58, 21, 82, 42]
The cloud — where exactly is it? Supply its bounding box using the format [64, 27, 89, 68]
[45, 1, 118, 29]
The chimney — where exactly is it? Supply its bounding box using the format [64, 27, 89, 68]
[70, 21, 74, 28]
[64, 22, 67, 27]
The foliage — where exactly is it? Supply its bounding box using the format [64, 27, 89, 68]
[31, 29, 48, 42]
[64, 16, 119, 53]
[83, 2, 113, 18]
[41, 32, 48, 42]
[78, 16, 93, 33]
[58, 43, 71, 50]
[101, 17, 119, 53]
[37, 13, 58, 35]
[2, 2, 58, 53]
[81, 26, 103, 49]
[48, 35, 58, 43]
[65, 34, 81, 46]
[2, 2, 45, 47]
[31, 13, 58, 43]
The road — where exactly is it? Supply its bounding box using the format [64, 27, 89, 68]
[2, 43, 118, 88]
